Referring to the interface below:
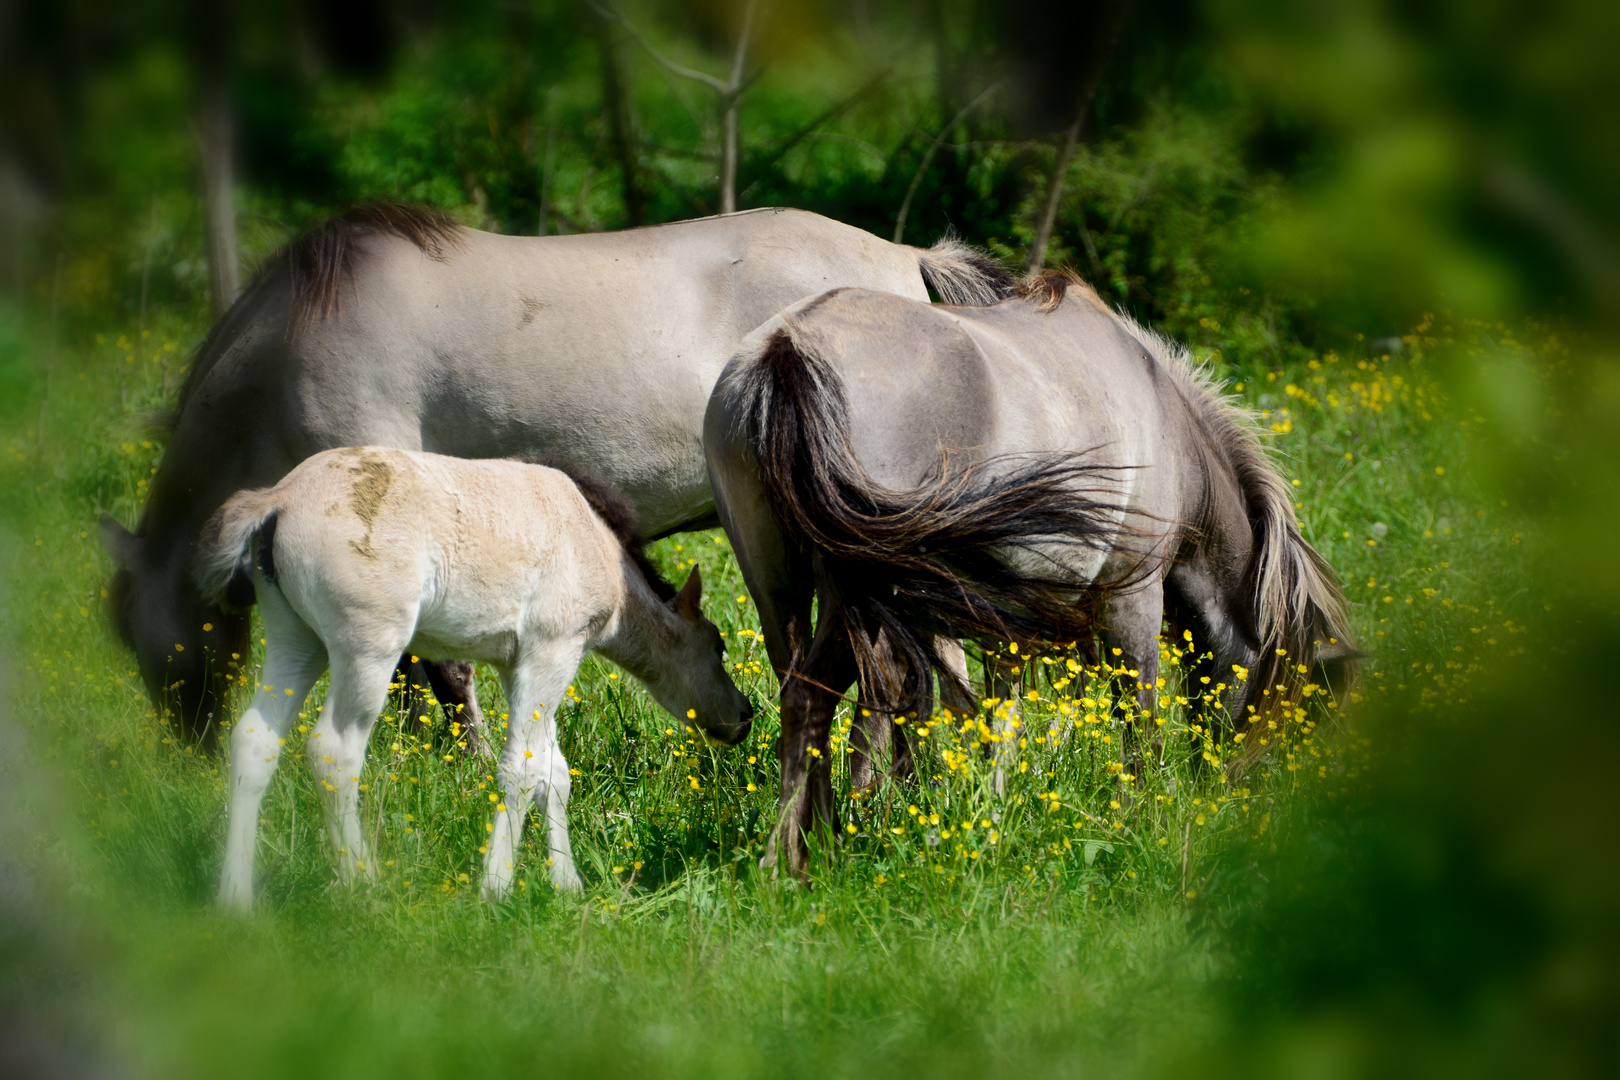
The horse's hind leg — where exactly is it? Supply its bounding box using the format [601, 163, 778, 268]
[219, 580, 327, 910]
[485, 639, 587, 898]
[768, 585, 857, 882]
[849, 628, 910, 793]
[308, 647, 400, 884]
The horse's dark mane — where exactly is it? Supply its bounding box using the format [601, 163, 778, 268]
[732, 325, 1136, 719]
[287, 204, 462, 324]
[535, 463, 677, 603]
[166, 205, 462, 432]
[1012, 268, 1112, 314]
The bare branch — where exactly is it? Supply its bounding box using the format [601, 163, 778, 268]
[893, 81, 1003, 244]
[739, 70, 891, 201]
[592, 0, 728, 92]
[1025, 0, 1132, 272]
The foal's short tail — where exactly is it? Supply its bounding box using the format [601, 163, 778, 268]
[916, 238, 1018, 306]
[729, 325, 1127, 717]
[194, 488, 281, 605]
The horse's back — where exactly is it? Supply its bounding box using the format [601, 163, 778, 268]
[781, 289, 1002, 489]
[191, 211, 927, 537]
[775, 288, 1166, 485]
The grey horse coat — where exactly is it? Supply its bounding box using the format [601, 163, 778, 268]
[99, 206, 1012, 739]
[705, 276, 1356, 877]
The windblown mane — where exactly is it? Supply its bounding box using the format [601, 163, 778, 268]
[1107, 297, 1357, 702]
[168, 204, 463, 431]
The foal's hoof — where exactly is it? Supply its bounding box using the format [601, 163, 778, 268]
[217, 884, 254, 913]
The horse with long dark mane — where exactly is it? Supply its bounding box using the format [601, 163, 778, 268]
[97, 204, 1015, 746]
[704, 273, 1359, 879]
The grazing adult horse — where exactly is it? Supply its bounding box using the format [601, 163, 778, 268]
[705, 274, 1358, 878]
[196, 448, 752, 907]
[99, 204, 1013, 745]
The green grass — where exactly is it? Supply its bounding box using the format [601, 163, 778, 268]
[0, 299, 1534, 1076]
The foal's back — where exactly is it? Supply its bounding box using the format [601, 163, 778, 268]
[267, 448, 621, 662]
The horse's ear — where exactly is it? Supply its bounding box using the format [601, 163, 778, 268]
[99, 513, 141, 569]
[672, 567, 704, 620]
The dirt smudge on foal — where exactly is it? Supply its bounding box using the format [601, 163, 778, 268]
[346, 454, 393, 560]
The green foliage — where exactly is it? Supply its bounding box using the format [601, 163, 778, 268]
[0, 267, 1553, 1073]
[3, 0, 1614, 1073]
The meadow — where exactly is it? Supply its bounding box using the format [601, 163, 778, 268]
[0, 293, 1540, 1077]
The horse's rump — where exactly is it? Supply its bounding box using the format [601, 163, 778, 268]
[725, 322, 1133, 718]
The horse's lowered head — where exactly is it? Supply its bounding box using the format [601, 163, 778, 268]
[638, 567, 755, 746]
[100, 513, 248, 745]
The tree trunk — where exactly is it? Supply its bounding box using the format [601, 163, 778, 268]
[1024, 0, 1132, 273]
[718, 0, 759, 215]
[198, 87, 240, 318]
[595, 17, 646, 227]
[719, 89, 740, 214]
[1025, 113, 1084, 274]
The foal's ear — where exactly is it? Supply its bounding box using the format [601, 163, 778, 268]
[99, 513, 142, 569]
[672, 567, 704, 620]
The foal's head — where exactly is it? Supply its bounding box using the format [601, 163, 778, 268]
[655, 568, 755, 746]
[565, 470, 753, 746]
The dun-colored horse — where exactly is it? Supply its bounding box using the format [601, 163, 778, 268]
[705, 275, 1357, 878]
[102, 205, 1013, 746]
[195, 448, 751, 907]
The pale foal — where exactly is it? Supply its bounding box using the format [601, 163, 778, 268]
[195, 447, 752, 909]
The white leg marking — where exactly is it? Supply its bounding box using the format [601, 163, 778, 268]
[307, 650, 398, 886]
[219, 583, 327, 910]
[483, 639, 587, 898]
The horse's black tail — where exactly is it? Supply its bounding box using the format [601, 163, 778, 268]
[732, 325, 1132, 719]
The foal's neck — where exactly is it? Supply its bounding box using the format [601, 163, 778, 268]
[593, 555, 679, 687]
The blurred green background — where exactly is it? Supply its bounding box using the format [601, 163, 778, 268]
[1, 0, 1616, 1075]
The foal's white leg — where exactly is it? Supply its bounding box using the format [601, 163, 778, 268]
[484, 639, 587, 898]
[219, 583, 327, 910]
[307, 649, 398, 884]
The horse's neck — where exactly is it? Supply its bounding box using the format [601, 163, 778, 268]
[592, 556, 677, 687]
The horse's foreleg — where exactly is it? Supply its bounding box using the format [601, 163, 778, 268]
[201, 606, 253, 749]
[309, 649, 398, 885]
[423, 660, 491, 758]
[1099, 578, 1166, 804]
[849, 629, 911, 793]
[487, 642, 586, 898]
[219, 585, 326, 910]
[393, 656, 435, 740]
[985, 649, 1024, 796]
[769, 608, 856, 882]
[1165, 562, 1264, 773]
